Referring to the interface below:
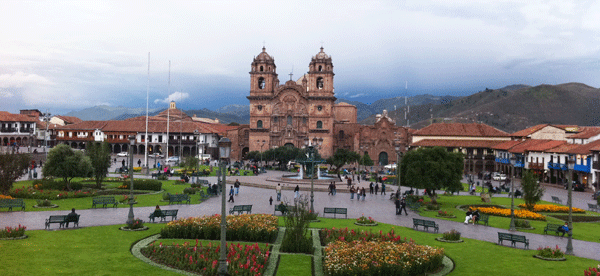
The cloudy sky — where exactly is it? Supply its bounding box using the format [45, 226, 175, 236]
[2, 0, 600, 114]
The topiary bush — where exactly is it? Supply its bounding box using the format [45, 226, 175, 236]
[119, 179, 162, 191]
[183, 187, 196, 194]
[442, 229, 461, 241]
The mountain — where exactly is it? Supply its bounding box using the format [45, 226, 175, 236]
[361, 83, 600, 132]
[64, 105, 163, 121]
[184, 108, 247, 125]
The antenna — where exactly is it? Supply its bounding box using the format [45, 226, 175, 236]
[166, 60, 171, 159]
[405, 81, 408, 90]
[144, 52, 150, 170]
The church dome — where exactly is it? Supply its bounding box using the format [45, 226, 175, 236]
[255, 46, 274, 62]
[313, 47, 330, 60]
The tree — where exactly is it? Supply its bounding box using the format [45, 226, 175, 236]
[43, 144, 92, 190]
[244, 151, 261, 163]
[325, 148, 360, 172]
[181, 156, 200, 174]
[521, 170, 544, 211]
[86, 141, 112, 189]
[400, 147, 463, 204]
[269, 146, 302, 170]
[0, 152, 30, 195]
[360, 153, 374, 167]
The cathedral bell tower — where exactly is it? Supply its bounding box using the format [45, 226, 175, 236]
[307, 47, 334, 97]
[249, 47, 279, 97]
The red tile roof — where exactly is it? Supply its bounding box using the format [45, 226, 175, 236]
[568, 126, 600, 139]
[525, 140, 566, 152]
[567, 140, 600, 155]
[0, 111, 38, 122]
[508, 139, 554, 154]
[492, 140, 522, 150]
[545, 143, 580, 154]
[412, 123, 509, 137]
[56, 115, 83, 124]
[56, 119, 231, 135]
[411, 139, 505, 148]
[510, 124, 551, 137]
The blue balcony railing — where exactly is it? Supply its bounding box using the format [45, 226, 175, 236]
[574, 163, 591, 173]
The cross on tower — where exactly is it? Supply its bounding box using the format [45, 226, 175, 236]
[289, 66, 293, 81]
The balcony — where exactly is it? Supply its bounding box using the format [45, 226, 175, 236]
[495, 157, 510, 164]
[529, 162, 544, 170]
[574, 163, 591, 173]
[0, 128, 17, 133]
[548, 162, 568, 170]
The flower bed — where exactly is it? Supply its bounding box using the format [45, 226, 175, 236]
[534, 245, 565, 261]
[9, 186, 96, 199]
[0, 225, 26, 239]
[437, 210, 456, 218]
[141, 240, 269, 276]
[324, 240, 444, 276]
[518, 204, 585, 213]
[160, 214, 278, 243]
[319, 227, 406, 246]
[355, 214, 376, 226]
[471, 206, 546, 221]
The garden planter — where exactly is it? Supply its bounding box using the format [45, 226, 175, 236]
[435, 237, 464, 243]
[354, 222, 378, 227]
[0, 235, 28, 240]
[119, 226, 149, 231]
[533, 255, 566, 261]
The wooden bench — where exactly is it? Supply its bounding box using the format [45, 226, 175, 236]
[412, 218, 439, 233]
[274, 204, 288, 215]
[0, 198, 25, 211]
[551, 196, 562, 204]
[588, 203, 599, 212]
[168, 193, 191, 205]
[543, 223, 567, 236]
[475, 213, 490, 226]
[497, 232, 529, 249]
[92, 197, 117, 208]
[149, 209, 178, 222]
[323, 207, 347, 218]
[45, 215, 80, 229]
[229, 205, 252, 215]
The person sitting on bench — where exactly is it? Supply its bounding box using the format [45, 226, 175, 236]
[66, 208, 78, 227]
[557, 222, 569, 237]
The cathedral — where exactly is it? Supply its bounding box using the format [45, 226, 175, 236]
[227, 47, 410, 166]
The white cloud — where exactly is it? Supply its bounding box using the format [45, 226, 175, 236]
[0, 71, 52, 88]
[154, 91, 189, 104]
[349, 93, 366, 98]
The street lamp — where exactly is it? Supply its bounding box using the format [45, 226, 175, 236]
[194, 130, 200, 176]
[28, 129, 33, 180]
[259, 140, 266, 169]
[218, 137, 231, 276]
[509, 155, 516, 231]
[566, 154, 575, 255]
[126, 135, 136, 226]
[304, 137, 323, 213]
[395, 145, 403, 194]
[43, 111, 51, 158]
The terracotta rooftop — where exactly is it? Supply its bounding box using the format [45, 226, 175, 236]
[568, 126, 600, 139]
[525, 140, 566, 152]
[568, 140, 600, 155]
[55, 119, 231, 135]
[510, 124, 552, 137]
[411, 139, 505, 148]
[492, 140, 523, 150]
[545, 143, 580, 154]
[56, 115, 83, 124]
[0, 111, 38, 122]
[508, 139, 555, 154]
[412, 123, 509, 137]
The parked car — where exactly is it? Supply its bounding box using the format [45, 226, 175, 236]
[564, 181, 585, 192]
[116, 152, 128, 157]
[499, 174, 507, 181]
[150, 153, 164, 158]
[166, 156, 180, 163]
[492, 172, 501, 181]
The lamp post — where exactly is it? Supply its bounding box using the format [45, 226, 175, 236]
[509, 155, 516, 231]
[43, 111, 51, 158]
[28, 129, 33, 180]
[395, 145, 403, 193]
[259, 140, 266, 168]
[218, 137, 231, 276]
[194, 130, 200, 175]
[126, 135, 136, 226]
[566, 155, 575, 255]
[304, 137, 323, 213]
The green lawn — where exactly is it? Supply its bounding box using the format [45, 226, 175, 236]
[1, 218, 598, 275]
[418, 193, 600, 243]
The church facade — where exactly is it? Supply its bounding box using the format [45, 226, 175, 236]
[227, 47, 410, 166]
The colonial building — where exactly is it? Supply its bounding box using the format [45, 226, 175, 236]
[0, 111, 38, 149]
[228, 47, 410, 165]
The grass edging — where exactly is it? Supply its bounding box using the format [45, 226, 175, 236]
[263, 227, 286, 276]
[311, 228, 324, 276]
[130, 234, 197, 276]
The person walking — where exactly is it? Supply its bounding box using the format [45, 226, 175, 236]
[332, 182, 337, 195]
[369, 182, 374, 194]
[276, 183, 282, 201]
[137, 159, 141, 167]
[228, 186, 235, 203]
[294, 185, 300, 200]
[395, 197, 401, 215]
[328, 182, 334, 196]
[381, 182, 386, 195]
[361, 187, 366, 201]
[269, 196, 273, 206]
[399, 197, 408, 215]
[350, 186, 355, 200]
[234, 179, 240, 196]
[374, 183, 379, 195]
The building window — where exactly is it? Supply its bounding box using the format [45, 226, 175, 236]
[258, 77, 265, 89]
[273, 116, 278, 123]
[257, 120, 263, 129]
[339, 130, 344, 139]
[316, 77, 323, 89]
[287, 116, 292, 126]
[260, 66, 264, 72]
[317, 105, 323, 111]
[257, 105, 263, 111]
[316, 121, 323, 129]
[318, 65, 322, 71]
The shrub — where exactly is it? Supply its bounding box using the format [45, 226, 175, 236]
[183, 187, 196, 195]
[442, 229, 461, 241]
[319, 228, 406, 246]
[35, 199, 53, 207]
[517, 203, 585, 213]
[160, 214, 278, 243]
[126, 218, 144, 230]
[141, 240, 269, 276]
[32, 178, 81, 191]
[10, 186, 96, 199]
[0, 225, 27, 238]
[133, 167, 142, 172]
[425, 203, 440, 210]
[162, 193, 170, 201]
[437, 210, 453, 217]
[119, 179, 162, 191]
[356, 214, 376, 224]
[536, 245, 564, 259]
[583, 265, 600, 276]
[471, 206, 546, 221]
[280, 195, 312, 254]
[514, 219, 531, 228]
[157, 175, 168, 181]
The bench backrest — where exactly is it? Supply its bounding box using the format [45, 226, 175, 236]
[412, 218, 423, 224]
[163, 210, 178, 216]
[546, 223, 563, 229]
[551, 196, 560, 200]
[48, 215, 67, 222]
[324, 207, 336, 213]
[243, 205, 252, 211]
[0, 199, 24, 206]
[335, 208, 347, 214]
[232, 205, 244, 211]
[512, 234, 527, 242]
[423, 220, 437, 227]
[588, 203, 598, 208]
[275, 205, 287, 211]
[498, 232, 512, 240]
[94, 197, 115, 202]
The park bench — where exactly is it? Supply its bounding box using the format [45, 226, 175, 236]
[497, 232, 529, 249]
[475, 213, 490, 226]
[551, 196, 563, 204]
[151, 172, 162, 179]
[587, 203, 599, 212]
[543, 223, 571, 236]
[92, 197, 117, 208]
[149, 209, 178, 222]
[412, 218, 439, 233]
[229, 205, 253, 215]
[274, 204, 288, 215]
[45, 215, 79, 229]
[168, 193, 191, 205]
[0, 198, 25, 211]
[323, 207, 348, 218]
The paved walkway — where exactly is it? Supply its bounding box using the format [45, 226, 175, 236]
[3, 170, 599, 261]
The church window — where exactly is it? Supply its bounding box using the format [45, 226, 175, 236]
[318, 65, 322, 71]
[273, 116, 278, 123]
[316, 77, 324, 89]
[260, 66, 264, 72]
[257, 120, 263, 129]
[303, 117, 307, 124]
[317, 121, 323, 129]
[339, 130, 344, 139]
[287, 116, 292, 126]
[257, 105, 263, 111]
[258, 77, 265, 89]
[317, 105, 323, 111]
